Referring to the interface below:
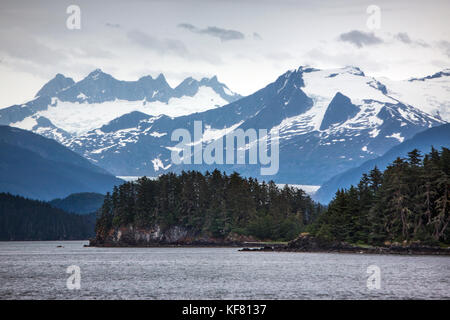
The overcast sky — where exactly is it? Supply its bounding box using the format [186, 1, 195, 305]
[0, 0, 449, 107]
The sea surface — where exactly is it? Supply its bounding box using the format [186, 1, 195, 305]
[0, 241, 449, 299]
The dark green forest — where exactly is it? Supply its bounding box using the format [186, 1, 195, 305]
[1, 147, 447, 245]
[0, 193, 95, 240]
[95, 170, 325, 242]
[96, 148, 449, 246]
[309, 147, 450, 245]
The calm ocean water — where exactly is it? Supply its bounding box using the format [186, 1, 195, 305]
[0, 241, 448, 299]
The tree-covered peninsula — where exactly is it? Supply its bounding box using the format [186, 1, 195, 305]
[93, 148, 449, 249]
[94, 170, 324, 245]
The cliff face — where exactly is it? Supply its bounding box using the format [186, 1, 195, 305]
[90, 225, 256, 247]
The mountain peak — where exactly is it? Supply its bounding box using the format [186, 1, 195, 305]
[171, 75, 240, 102]
[138, 75, 154, 81]
[342, 66, 365, 76]
[156, 73, 166, 81]
[208, 75, 218, 82]
[35, 73, 75, 97]
[86, 68, 111, 80]
[409, 69, 450, 82]
[274, 67, 306, 90]
[297, 66, 320, 73]
[199, 75, 220, 85]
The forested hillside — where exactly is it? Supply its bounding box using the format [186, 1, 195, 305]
[0, 193, 95, 240]
[49, 192, 105, 214]
[310, 147, 450, 245]
[95, 148, 449, 247]
[95, 170, 324, 243]
[0, 126, 122, 201]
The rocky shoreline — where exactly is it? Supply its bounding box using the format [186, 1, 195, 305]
[90, 226, 450, 255]
[239, 234, 450, 256]
[89, 225, 260, 248]
[88, 239, 257, 248]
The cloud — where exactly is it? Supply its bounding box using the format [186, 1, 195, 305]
[266, 52, 294, 60]
[253, 32, 262, 40]
[395, 32, 411, 44]
[338, 30, 383, 48]
[178, 23, 196, 32]
[127, 30, 188, 55]
[304, 47, 384, 73]
[394, 32, 429, 47]
[105, 22, 121, 28]
[437, 40, 450, 57]
[178, 23, 245, 41]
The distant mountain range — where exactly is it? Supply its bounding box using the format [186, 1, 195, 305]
[0, 69, 241, 136]
[314, 123, 450, 203]
[0, 66, 448, 195]
[0, 126, 122, 200]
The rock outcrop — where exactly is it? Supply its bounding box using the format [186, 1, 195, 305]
[90, 225, 256, 247]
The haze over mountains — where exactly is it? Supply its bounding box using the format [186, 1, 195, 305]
[0, 66, 448, 201]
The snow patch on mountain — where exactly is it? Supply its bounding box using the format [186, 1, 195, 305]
[381, 72, 450, 121]
[202, 121, 244, 143]
[18, 86, 228, 135]
[271, 67, 398, 137]
[385, 132, 404, 142]
[152, 158, 171, 171]
[302, 67, 396, 105]
[11, 117, 37, 131]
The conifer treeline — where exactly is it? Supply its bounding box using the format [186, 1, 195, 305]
[310, 147, 450, 245]
[95, 170, 324, 241]
[96, 148, 449, 245]
[0, 193, 95, 240]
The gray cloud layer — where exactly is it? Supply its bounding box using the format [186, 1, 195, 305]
[438, 40, 450, 57]
[105, 22, 121, 28]
[178, 23, 245, 41]
[339, 30, 383, 48]
[395, 32, 412, 44]
[339, 30, 431, 49]
[395, 32, 429, 47]
[127, 30, 188, 55]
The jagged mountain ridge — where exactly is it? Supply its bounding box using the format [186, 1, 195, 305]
[0, 69, 241, 135]
[61, 66, 445, 186]
[0, 66, 447, 189]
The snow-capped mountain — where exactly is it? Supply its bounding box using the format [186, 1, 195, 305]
[1, 66, 447, 188]
[0, 69, 241, 135]
[380, 69, 450, 122]
[60, 66, 446, 184]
